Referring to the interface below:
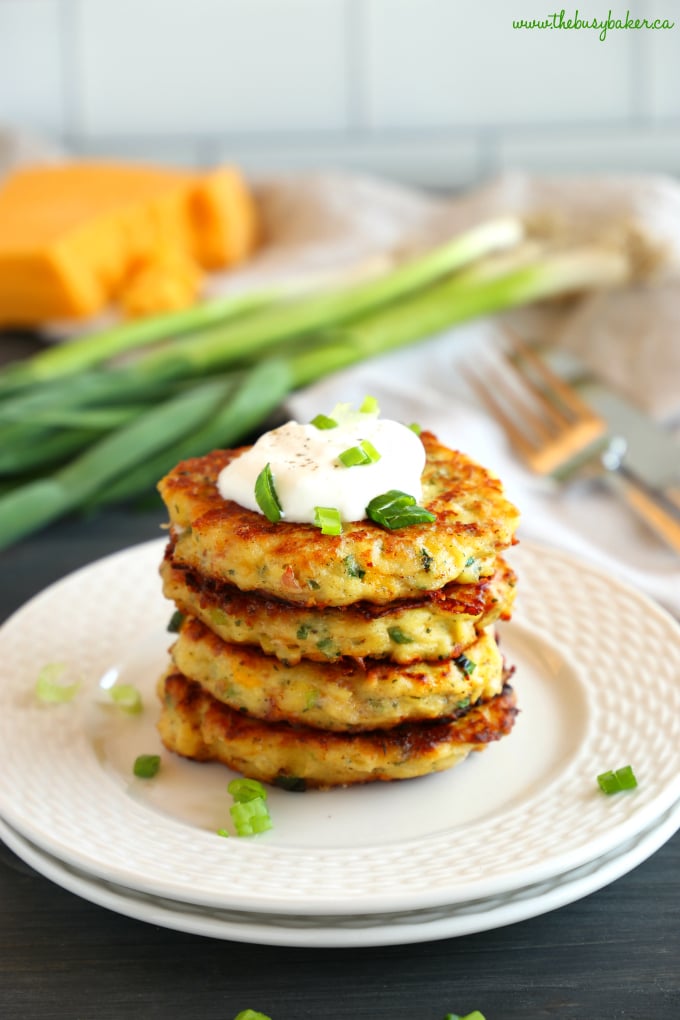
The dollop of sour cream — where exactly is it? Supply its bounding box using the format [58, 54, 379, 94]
[217, 405, 425, 524]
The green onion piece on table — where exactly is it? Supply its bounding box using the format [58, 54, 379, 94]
[314, 506, 342, 535]
[133, 754, 161, 779]
[254, 463, 283, 523]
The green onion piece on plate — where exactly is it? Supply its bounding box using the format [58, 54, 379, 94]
[109, 684, 143, 714]
[133, 754, 160, 779]
[254, 462, 283, 523]
[597, 765, 638, 794]
[228, 777, 268, 803]
[366, 489, 436, 529]
[35, 662, 80, 704]
[310, 413, 338, 430]
[230, 797, 273, 836]
[313, 506, 342, 535]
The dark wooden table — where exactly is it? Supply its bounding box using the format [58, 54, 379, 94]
[1, 326, 678, 1020]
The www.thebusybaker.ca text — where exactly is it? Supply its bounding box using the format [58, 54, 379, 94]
[512, 9, 675, 41]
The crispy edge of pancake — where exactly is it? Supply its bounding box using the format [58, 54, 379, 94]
[156, 671, 518, 789]
[160, 556, 517, 665]
[170, 617, 505, 731]
[158, 431, 521, 607]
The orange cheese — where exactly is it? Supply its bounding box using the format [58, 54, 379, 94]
[0, 161, 259, 326]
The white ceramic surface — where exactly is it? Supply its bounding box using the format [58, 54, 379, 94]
[2, 796, 679, 947]
[0, 539, 679, 915]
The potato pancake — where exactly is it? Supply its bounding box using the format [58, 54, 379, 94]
[157, 670, 518, 788]
[158, 431, 520, 607]
[161, 557, 516, 665]
[170, 616, 504, 731]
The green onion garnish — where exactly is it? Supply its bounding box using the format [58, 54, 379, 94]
[454, 654, 477, 676]
[597, 765, 638, 794]
[344, 554, 366, 579]
[338, 439, 381, 467]
[365, 489, 436, 529]
[228, 777, 268, 803]
[230, 797, 273, 836]
[109, 684, 143, 714]
[408, 421, 422, 435]
[233, 1011, 273, 1020]
[388, 626, 414, 644]
[35, 662, 80, 704]
[313, 505, 342, 536]
[360, 395, 379, 414]
[167, 609, 185, 633]
[273, 775, 307, 792]
[133, 754, 160, 778]
[310, 413, 338, 430]
[444, 1012, 486, 1020]
[254, 462, 282, 523]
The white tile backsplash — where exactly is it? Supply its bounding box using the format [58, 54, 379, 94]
[0, 0, 66, 134]
[362, 0, 634, 128]
[0, 0, 678, 187]
[74, 0, 349, 136]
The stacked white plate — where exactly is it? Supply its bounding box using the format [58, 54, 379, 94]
[1, 540, 679, 947]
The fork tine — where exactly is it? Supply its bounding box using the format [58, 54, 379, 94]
[506, 330, 602, 423]
[496, 347, 567, 434]
[462, 367, 541, 461]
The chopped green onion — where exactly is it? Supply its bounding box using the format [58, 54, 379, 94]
[597, 765, 638, 794]
[217, 828, 230, 838]
[167, 609, 185, 633]
[366, 489, 436, 529]
[233, 1011, 273, 1020]
[133, 754, 160, 778]
[408, 421, 422, 435]
[35, 662, 80, 704]
[360, 395, 379, 414]
[310, 413, 338, 430]
[109, 684, 143, 714]
[344, 554, 366, 579]
[230, 797, 273, 836]
[313, 505, 342, 536]
[421, 547, 434, 572]
[444, 1013, 486, 1020]
[454, 654, 477, 676]
[388, 626, 414, 644]
[254, 463, 282, 523]
[228, 777, 268, 802]
[274, 775, 307, 792]
[338, 439, 381, 467]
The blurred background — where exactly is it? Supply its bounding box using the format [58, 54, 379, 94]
[1, 0, 679, 187]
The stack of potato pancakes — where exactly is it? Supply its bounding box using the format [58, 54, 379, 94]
[156, 429, 520, 790]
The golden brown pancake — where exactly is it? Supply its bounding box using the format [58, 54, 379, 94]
[158, 431, 520, 607]
[161, 557, 516, 665]
[170, 616, 505, 731]
[157, 670, 518, 788]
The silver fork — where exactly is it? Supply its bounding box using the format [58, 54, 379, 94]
[465, 331, 680, 555]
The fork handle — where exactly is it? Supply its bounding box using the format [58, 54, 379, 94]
[603, 468, 680, 556]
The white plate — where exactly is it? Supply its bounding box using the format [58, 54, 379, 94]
[2, 797, 679, 947]
[0, 539, 679, 916]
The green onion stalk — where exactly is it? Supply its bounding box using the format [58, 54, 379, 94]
[0, 226, 635, 549]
